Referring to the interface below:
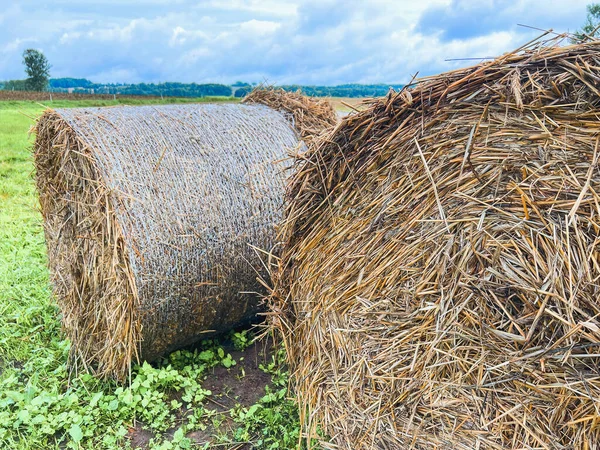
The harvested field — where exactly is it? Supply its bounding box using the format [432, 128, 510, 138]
[272, 38, 600, 449]
[0, 90, 167, 102]
[326, 97, 368, 113]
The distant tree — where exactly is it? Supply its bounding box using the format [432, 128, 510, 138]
[3, 79, 28, 91]
[276, 84, 403, 98]
[573, 3, 600, 41]
[234, 86, 253, 98]
[49, 78, 94, 89]
[22, 49, 51, 91]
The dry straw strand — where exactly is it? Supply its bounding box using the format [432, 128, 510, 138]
[243, 87, 338, 148]
[272, 37, 600, 449]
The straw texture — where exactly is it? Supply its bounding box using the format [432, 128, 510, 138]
[34, 103, 300, 380]
[273, 40, 600, 449]
[243, 87, 337, 146]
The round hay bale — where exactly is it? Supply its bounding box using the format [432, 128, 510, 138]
[274, 41, 600, 449]
[34, 102, 304, 380]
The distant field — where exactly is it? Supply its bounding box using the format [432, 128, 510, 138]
[0, 91, 368, 114]
[328, 96, 371, 112]
[0, 90, 238, 103]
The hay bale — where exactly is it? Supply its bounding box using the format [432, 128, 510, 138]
[34, 103, 305, 380]
[273, 40, 600, 449]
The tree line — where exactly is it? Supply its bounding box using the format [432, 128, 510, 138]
[0, 48, 417, 99]
[1, 77, 405, 98]
[1, 49, 404, 98]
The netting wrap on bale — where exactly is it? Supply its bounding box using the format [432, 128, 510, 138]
[34, 103, 302, 380]
[273, 40, 600, 449]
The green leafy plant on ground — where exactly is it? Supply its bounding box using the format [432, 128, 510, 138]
[0, 99, 317, 450]
[231, 347, 320, 450]
[1, 345, 217, 449]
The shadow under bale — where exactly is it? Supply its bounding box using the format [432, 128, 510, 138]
[34, 102, 309, 380]
[273, 39, 600, 449]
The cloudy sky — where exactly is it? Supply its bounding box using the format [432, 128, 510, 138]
[0, 0, 593, 85]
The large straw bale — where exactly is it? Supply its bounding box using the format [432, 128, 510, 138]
[34, 103, 302, 380]
[273, 39, 600, 449]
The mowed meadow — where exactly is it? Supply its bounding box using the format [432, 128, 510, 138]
[0, 97, 315, 450]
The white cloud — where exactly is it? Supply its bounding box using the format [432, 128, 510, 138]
[169, 26, 209, 46]
[178, 47, 212, 65]
[239, 19, 281, 36]
[87, 18, 146, 42]
[201, 0, 298, 17]
[89, 67, 140, 83]
[1, 38, 38, 54]
[59, 32, 82, 44]
[0, 0, 592, 84]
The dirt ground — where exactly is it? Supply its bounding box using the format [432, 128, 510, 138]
[128, 337, 274, 449]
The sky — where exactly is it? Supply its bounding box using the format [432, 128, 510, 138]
[0, 0, 593, 85]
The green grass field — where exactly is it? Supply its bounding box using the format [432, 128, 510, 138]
[0, 98, 308, 450]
